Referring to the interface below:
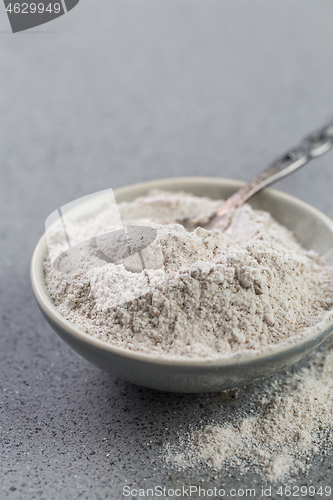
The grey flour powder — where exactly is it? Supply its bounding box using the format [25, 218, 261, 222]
[44, 190, 333, 481]
[164, 339, 333, 481]
[45, 190, 333, 358]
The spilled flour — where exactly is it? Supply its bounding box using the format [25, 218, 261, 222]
[44, 189, 333, 482]
[164, 338, 333, 481]
[44, 190, 333, 357]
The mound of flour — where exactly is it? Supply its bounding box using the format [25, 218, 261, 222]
[44, 190, 333, 358]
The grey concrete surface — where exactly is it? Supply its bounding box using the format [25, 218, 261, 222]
[1, 1, 333, 498]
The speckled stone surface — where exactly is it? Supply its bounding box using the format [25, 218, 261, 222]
[1, 1, 333, 498]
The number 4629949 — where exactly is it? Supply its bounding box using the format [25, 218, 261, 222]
[6, 3, 61, 14]
[277, 485, 331, 496]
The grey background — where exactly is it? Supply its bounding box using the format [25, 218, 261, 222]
[1, 1, 333, 498]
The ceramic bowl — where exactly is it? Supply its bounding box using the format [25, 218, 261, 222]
[31, 177, 333, 393]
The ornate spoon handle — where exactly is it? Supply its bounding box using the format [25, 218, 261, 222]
[208, 120, 333, 226]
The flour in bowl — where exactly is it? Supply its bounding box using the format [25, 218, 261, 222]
[44, 190, 333, 358]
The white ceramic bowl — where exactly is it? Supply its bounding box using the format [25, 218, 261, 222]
[31, 177, 333, 393]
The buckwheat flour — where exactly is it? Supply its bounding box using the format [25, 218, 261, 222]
[44, 190, 333, 358]
[164, 338, 333, 481]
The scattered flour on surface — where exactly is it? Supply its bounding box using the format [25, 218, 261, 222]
[164, 339, 333, 481]
[44, 190, 333, 358]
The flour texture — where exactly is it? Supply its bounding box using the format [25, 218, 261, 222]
[44, 190, 333, 358]
[164, 339, 333, 481]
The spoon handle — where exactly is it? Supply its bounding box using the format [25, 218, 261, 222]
[214, 120, 333, 219]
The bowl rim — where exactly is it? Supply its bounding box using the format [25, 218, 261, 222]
[31, 176, 333, 368]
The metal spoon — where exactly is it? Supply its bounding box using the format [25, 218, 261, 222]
[200, 120, 333, 230]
